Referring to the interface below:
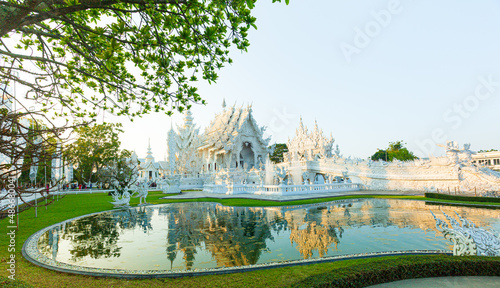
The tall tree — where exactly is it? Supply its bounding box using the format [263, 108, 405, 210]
[1, 0, 288, 119]
[64, 123, 123, 184]
[0, 0, 288, 209]
[98, 150, 139, 194]
[269, 143, 288, 163]
[371, 141, 418, 162]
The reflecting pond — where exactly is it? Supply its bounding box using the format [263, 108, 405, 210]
[36, 199, 500, 271]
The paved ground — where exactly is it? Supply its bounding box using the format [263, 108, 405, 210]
[161, 190, 423, 202]
[366, 276, 500, 288]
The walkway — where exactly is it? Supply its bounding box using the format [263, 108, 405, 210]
[162, 189, 423, 202]
[366, 276, 500, 288]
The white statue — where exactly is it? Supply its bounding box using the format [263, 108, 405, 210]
[431, 210, 500, 256]
[133, 182, 149, 205]
[302, 171, 310, 185]
[110, 191, 131, 208]
[275, 167, 287, 184]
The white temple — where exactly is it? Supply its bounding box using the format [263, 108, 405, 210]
[133, 102, 500, 196]
[198, 103, 269, 171]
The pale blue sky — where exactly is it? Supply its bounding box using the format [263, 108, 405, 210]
[117, 0, 500, 160]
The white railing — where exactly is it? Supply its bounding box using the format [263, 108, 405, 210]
[179, 177, 205, 190]
[203, 183, 362, 195]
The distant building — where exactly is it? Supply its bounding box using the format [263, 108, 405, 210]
[134, 141, 169, 182]
[473, 151, 500, 171]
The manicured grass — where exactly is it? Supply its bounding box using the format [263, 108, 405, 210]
[162, 194, 500, 207]
[0, 191, 498, 288]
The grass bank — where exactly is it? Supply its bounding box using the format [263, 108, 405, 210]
[0, 192, 498, 287]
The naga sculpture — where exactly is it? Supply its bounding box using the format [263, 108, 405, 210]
[430, 210, 500, 256]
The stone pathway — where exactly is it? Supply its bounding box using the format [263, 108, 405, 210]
[161, 190, 423, 202]
[366, 276, 500, 288]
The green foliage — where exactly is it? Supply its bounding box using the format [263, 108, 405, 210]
[1, 0, 290, 120]
[292, 255, 500, 288]
[478, 149, 498, 153]
[269, 143, 288, 163]
[98, 150, 139, 194]
[64, 123, 123, 184]
[425, 193, 500, 203]
[371, 141, 418, 162]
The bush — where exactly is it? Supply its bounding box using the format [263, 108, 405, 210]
[292, 255, 500, 288]
[425, 193, 500, 203]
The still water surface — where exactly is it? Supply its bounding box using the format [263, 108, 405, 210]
[37, 199, 500, 271]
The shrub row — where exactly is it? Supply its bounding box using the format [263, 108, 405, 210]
[292, 255, 500, 288]
[425, 192, 500, 203]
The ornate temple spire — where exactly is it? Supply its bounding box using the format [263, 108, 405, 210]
[313, 119, 320, 135]
[131, 150, 138, 163]
[297, 116, 306, 134]
[222, 98, 226, 109]
[146, 138, 154, 163]
[183, 110, 193, 128]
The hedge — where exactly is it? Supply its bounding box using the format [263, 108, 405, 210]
[292, 255, 500, 288]
[425, 193, 500, 203]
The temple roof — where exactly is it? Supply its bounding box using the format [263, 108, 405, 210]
[199, 104, 269, 153]
[287, 118, 335, 159]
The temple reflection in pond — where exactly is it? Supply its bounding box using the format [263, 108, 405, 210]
[37, 199, 500, 271]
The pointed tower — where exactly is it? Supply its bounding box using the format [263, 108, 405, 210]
[173, 110, 201, 174]
[145, 138, 154, 163]
[313, 120, 320, 135]
[167, 121, 178, 173]
[131, 150, 139, 163]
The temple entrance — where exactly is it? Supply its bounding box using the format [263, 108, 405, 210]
[314, 173, 325, 184]
[240, 142, 255, 169]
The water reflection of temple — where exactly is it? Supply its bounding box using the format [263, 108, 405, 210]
[39, 200, 499, 270]
[161, 203, 276, 269]
[158, 200, 498, 267]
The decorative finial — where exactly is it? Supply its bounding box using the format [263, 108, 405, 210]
[298, 116, 304, 131]
[222, 98, 226, 108]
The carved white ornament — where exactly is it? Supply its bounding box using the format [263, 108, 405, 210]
[430, 210, 500, 256]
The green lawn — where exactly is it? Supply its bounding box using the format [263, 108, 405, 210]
[0, 192, 498, 288]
